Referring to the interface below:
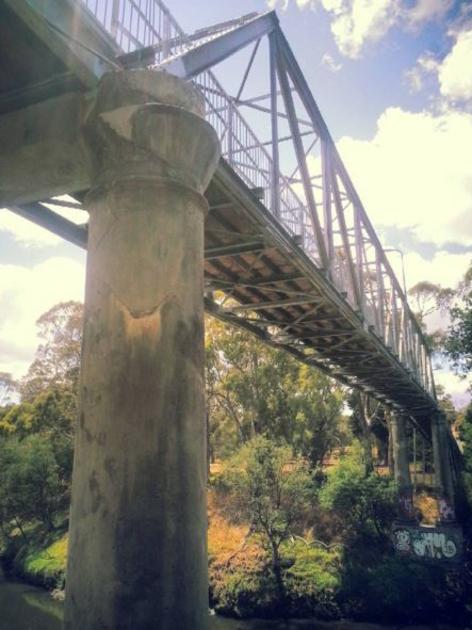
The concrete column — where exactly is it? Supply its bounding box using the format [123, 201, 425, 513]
[391, 413, 416, 522]
[64, 70, 220, 630]
[431, 411, 456, 522]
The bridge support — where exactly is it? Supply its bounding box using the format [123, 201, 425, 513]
[431, 412, 456, 522]
[391, 413, 416, 522]
[64, 70, 220, 630]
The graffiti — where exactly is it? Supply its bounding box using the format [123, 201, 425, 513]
[392, 524, 462, 563]
[438, 497, 456, 523]
[398, 493, 416, 521]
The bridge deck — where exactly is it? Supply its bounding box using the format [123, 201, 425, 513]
[206, 163, 435, 430]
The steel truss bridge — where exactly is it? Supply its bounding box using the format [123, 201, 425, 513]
[0, 0, 450, 439]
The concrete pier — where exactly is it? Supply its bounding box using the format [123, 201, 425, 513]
[391, 413, 416, 522]
[431, 411, 456, 522]
[64, 70, 220, 630]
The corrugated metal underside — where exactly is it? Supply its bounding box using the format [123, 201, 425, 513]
[205, 162, 436, 432]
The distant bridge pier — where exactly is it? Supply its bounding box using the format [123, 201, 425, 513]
[431, 412, 456, 522]
[391, 413, 416, 522]
[64, 70, 220, 630]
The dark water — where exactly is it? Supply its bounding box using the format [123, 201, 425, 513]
[0, 568, 458, 630]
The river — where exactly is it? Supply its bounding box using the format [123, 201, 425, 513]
[0, 568, 458, 630]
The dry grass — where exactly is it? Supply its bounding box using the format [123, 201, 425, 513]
[415, 491, 439, 524]
[207, 490, 265, 573]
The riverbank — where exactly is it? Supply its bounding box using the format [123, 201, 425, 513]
[0, 523, 67, 593]
[0, 566, 462, 630]
[1, 491, 470, 629]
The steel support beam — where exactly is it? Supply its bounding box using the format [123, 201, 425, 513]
[160, 12, 276, 79]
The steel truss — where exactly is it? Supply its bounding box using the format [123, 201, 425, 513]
[10, 0, 442, 433]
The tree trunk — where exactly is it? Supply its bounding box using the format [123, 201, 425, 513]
[270, 541, 286, 611]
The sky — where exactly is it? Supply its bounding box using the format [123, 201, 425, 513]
[1, 0, 471, 407]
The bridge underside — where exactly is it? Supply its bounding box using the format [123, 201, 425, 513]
[11, 166, 436, 434]
[204, 165, 436, 432]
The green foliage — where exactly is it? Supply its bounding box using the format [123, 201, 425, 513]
[318, 442, 397, 542]
[445, 292, 472, 376]
[210, 539, 342, 620]
[206, 317, 346, 468]
[283, 540, 341, 619]
[19, 534, 68, 589]
[459, 404, 472, 502]
[0, 302, 80, 545]
[0, 435, 64, 533]
[210, 562, 278, 618]
[219, 436, 314, 605]
[221, 437, 313, 551]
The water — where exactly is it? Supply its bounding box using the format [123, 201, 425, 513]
[0, 568, 457, 630]
[0, 568, 62, 630]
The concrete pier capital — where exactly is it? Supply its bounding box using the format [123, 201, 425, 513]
[85, 69, 220, 197]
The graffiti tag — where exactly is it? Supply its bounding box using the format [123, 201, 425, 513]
[392, 524, 462, 563]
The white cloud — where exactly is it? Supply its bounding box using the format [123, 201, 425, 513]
[434, 368, 471, 409]
[321, 52, 343, 71]
[404, 52, 439, 92]
[321, 0, 399, 59]
[0, 257, 85, 379]
[0, 210, 62, 247]
[438, 28, 472, 102]
[405, 0, 452, 29]
[400, 251, 472, 292]
[269, 0, 453, 59]
[267, 0, 290, 10]
[336, 106, 472, 245]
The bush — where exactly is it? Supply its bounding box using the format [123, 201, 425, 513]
[283, 539, 341, 619]
[18, 533, 68, 589]
[318, 441, 397, 543]
[209, 537, 343, 620]
[338, 554, 468, 625]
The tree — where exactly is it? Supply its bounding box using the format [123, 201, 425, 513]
[290, 365, 347, 470]
[21, 301, 83, 401]
[457, 404, 472, 501]
[444, 292, 472, 377]
[0, 372, 19, 407]
[408, 281, 453, 323]
[221, 436, 313, 604]
[435, 260, 472, 377]
[347, 392, 388, 473]
[205, 317, 346, 467]
[0, 434, 63, 533]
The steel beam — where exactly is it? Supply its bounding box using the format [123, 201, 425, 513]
[160, 12, 276, 79]
[274, 33, 329, 269]
[204, 241, 265, 259]
[9, 203, 87, 248]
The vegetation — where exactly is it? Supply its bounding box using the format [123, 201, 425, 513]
[0, 297, 471, 626]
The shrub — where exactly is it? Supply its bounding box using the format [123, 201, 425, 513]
[318, 441, 397, 543]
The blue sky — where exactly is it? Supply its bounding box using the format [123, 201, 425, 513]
[0, 0, 471, 405]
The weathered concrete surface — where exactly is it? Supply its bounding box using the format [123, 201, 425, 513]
[431, 412, 456, 521]
[391, 413, 416, 522]
[64, 70, 220, 630]
[0, 91, 90, 205]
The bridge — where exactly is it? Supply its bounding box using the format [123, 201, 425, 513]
[0, 1, 463, 628]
